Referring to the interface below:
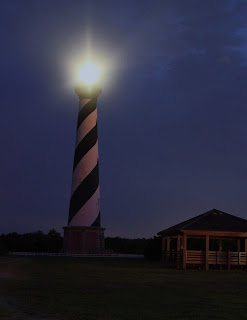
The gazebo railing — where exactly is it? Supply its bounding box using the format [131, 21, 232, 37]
[164, 250, 247, 267]
[208, 251, 247, 265]
[186, 250, 205, 264]
[187, 250, 247, 266]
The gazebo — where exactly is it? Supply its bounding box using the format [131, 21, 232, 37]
[157, 209, 247, 270]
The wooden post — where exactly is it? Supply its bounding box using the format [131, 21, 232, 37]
[219, 240, 222, 251]
[205, 235, 209, 271]
[183, 234, 187, 270]
[162, 237, 165, 265]
[167, 237, 170, 251]
[237, 239, 240, 252]
[237, 239, 240, 265]
[219, 239, 222, 269]
[227, 251, 231, 270]
[167, 236, 170, 265]
[245, 239, 247, 266]
[177, 235, 181, 269]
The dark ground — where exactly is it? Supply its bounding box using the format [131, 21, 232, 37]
[0, 256, 247, 320]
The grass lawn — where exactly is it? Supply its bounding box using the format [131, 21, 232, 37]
[1, 256, 247, 320]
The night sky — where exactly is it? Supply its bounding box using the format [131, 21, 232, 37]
[1, 0, 247, 238]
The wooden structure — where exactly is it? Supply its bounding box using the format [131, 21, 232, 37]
[157, 209, 247, 270]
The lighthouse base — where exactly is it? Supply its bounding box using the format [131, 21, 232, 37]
[63, 226, 105, 254]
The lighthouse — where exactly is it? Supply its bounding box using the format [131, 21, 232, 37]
[63, 62, 105, 253]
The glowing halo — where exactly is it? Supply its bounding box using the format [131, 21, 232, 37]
[78, 61, 100, 85]
[65, 47, 115, 94]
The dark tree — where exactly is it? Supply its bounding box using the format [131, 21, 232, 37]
[0, 229, 63, 253]
[105, 237, 147, 254]
[144, 236, 162, 261]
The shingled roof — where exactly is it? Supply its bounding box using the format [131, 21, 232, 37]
[157, 209, 247, 236]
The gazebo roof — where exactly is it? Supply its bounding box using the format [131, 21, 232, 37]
[157, 209, 247, 236]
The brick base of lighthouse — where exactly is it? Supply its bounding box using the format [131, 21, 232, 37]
[63, 226, 105, 254]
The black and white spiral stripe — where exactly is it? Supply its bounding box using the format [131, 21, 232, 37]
[68, 89, 101, 227]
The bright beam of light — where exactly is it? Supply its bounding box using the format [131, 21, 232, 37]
[78, 61, 100, 84]
[66, 43, 115, 92]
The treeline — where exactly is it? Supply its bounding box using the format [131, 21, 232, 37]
[105, 237, 161, 259]
[0, 230, 161, 260]
[0, 229, 63, 255]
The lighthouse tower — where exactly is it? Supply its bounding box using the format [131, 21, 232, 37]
[63, 84, 105, 253]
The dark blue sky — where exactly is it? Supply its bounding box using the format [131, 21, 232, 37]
[1, 0, 247, 238]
